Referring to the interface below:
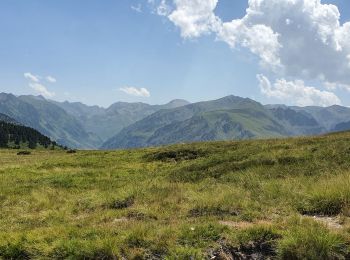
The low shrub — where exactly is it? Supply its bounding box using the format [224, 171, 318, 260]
[110, 196, 134, 210]
[17, 151, 31, 156]
[0, 238, 31, 259]
[146, 148, 206, 162]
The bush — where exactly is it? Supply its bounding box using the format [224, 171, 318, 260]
[110, 196, 134, 209]
[146, 148, 206, 162]
[0, 236, 31, 259]
[297, 197, 344, 216]
[17, 151, 31, 156]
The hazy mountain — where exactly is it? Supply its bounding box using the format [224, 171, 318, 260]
[268, 107, 326, 135]
[102, 96, 350, 149]
[101, 96, 288, 149]
[291, 105, 350, 130]
[0, 93, 100, 148]
[332, 121, 350, 133]
[0, 112, 18, 124]
[3, 91, 350, 150]
[52, 99, 190, 142]
[265, 104, 350, 132]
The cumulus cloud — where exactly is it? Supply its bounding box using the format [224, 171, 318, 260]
[156, 0, 171, 16]
[29, 83, 55, 98]
[152, 0, 350, 105]
[119, 87, 151, 97]
[24, 72, 56, 98]
[46, 76, 57, 83]
[168, 0, 221, 38]
[257, 74, 341, 107]
[158, 0, 350, 84]
[24, 72, 40, 82]
[224, 0, 350, 85]
[218, 22, 282, 70]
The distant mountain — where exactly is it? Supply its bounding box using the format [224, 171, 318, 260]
[0, 92, 190, 148]
[268, 107, 325, 135]
[102, 96, 350, 149]
[331, 121, 350, 133]
[291, 105, 350, 130]
[101, 96, 288, 149]
[0, 115, 58, 149]
[3, 91, 350, 150]
[0, 93, 100, 148]
[266, 105, 350, 132]
[52, 99, 190, 142]
[0, 112, 18, 124]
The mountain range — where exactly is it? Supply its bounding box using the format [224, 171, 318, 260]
[1, 92, 350, 149]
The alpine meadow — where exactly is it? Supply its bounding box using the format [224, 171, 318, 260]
[1, 0, 350, 259]
[1, 132, 350, 258]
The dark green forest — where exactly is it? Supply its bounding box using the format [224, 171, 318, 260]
[0, 120, 57, 149]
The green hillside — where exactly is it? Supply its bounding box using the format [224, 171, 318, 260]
[102, 95, 279, 149]
[103, 96, 350, 150]
[1, 132, 350, 258]
[0, 117, 59, 149]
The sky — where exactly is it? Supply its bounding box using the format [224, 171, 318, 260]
[0, 0, 350, 107]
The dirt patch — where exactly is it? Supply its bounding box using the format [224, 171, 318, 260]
[113, 217, 128, 223]
[304, 215, 343, 229]
[208, 239, 277, 260]
[219, 220, 272, 229]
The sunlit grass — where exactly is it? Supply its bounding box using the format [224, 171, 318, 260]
[1, 132, 350, 258]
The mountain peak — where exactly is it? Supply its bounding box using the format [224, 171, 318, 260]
[164, 99, 190, 109]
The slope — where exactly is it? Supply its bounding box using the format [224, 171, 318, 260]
[102, 95, 285, 149]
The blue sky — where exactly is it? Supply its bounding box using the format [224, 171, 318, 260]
[0, 0, 349, 107]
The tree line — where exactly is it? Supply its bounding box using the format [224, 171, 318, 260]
[0, 121, 57, 149]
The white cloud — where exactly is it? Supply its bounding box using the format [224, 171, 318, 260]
[257, 74, 341, 107]
[29, 83, 55, 98]
[157, 0, 171, 16]
[24, 72, 40, 82]
[223, 0, 350, 86]
[24, 73, 56, 97]
[131, 4, 142, 13]
[46, 76, 57, 83]
[155, 0, 350, 88]
[119, 87, 151, 97]
[218, 22, 282, 71]
[167, 0, 221, 38]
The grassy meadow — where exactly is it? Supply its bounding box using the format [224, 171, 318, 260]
[1, 132, 350, 259]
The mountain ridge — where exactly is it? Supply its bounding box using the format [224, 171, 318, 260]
[2, 92, 350, 149]
[102, 95, 350, 149]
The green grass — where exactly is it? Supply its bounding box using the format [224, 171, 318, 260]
[1, 132, 350, 259]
